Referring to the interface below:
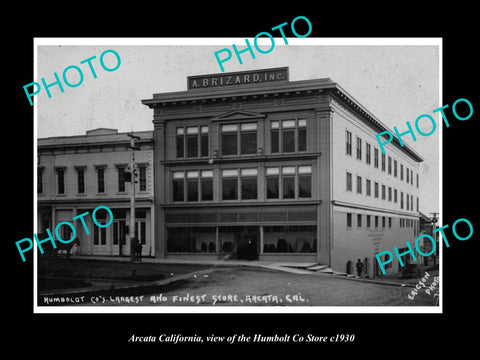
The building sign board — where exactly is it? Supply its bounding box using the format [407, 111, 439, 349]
[188, 67, 289, 90]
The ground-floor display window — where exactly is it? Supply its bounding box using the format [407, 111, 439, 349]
[263, 225, 316, 253]
[167, 227, 217, 253]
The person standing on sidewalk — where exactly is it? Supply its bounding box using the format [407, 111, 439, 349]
[356, 259, 364, 278]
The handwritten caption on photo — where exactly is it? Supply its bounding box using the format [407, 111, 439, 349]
[41, 292, 309, 306]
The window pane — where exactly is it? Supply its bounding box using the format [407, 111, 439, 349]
[266, 167, 279, 175]
[201, 133, 209, 157]
[57, 169, 65, 194]
[271, 129, 279, 153]
[240, 123, 257, 131]
[201, 170, 213, 178]
[173, 180, 184, 201]
[222, 133, 237, 155]
[176, 135, 184, 158]
[186, 135, 198, 158]
[77, 169, 85, 193]
[186, 126, 198, 134]
[282, 120, 295, 128]
[222, 178, 237, 200]
[201, 179, 213, 201]
[266, 176, 279, 199]
[173, 171, 184, 179]
[282, 176, 295, 199]
[187, 171, 199, 178]
[282, 166, 295, 174]
[240, 131, 257, 154]
[97, 168, 105, 193]
[282, 129, 295, 152]
[241, 177, 257, 199]
[298, 175, 311, 198]
[241, 168, 257, 176]
[139, 166, 147, 191]
[222, 169, 238, 177]
[222, 124, 238, 132]
[298, 127, 306, 151]
[187, 180, 198, 201]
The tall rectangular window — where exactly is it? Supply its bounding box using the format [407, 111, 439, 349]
[172, 171, 184, 202]
[282, 120, 295, 153]
[356, 136, 362, 160]
[416, 173, 419, 188]
[187, 171, 199, 202]
[367, 215, 371, 228]
[374, 147, 379, 168]
[240, 168, 258, 200]
[240, 123, 257, 154]
[221, 124, 238, 156]
[271, 121, 280, 153]
[401, 192, 404, 209]
[366, 179, 371, 196]
[388, 186, 392, 202]
[57, 168, 65, 194]
[374, 182, 379, 198]
[356, 175, 362, 194]
[394, 189, 398, 203]
[366, 143, 371, 164]
[346, 172, 352, 192]
[37, 168, 44, 194]
[382, 184, 386, 200]
[406, 166, 410, 183]
[346, 130, 352, 155]
[176, 127, 184, 158]
[282, 166, 295, 199]
[76, 168, 85, 194]
[400, 164, 404, 180]
[394, 159, 398, 177]
[357, 214, 362, 228]
[298, 165, 312, 198]
[186, 126, 199, 158]
[222, 169, 238, 200]
[298, 119, 307, 152]
[139, 165, 147, 192]
[200, 126, 209, 157]
[266, 167, 280, 199]
[97, 167, 105, 193]
[381, 153, 386, 172]
[118, 167, 126, 193]
[388, 156, 392, 175]
[200, 170, 213, 201]
[347, 213, 352, 228]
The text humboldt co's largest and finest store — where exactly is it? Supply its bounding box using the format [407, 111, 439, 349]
[38, 67, 424, 277]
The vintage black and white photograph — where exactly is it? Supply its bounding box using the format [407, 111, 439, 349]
[33, 38, 442, 312]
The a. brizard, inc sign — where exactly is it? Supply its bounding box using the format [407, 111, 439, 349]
[187, 67, 289, 90]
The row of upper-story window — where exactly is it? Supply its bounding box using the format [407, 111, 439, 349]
[175, 119, 307, 159]
[346, 212, 419, 234]
[171, 165, 313, 203]
[345, 129, 419, 187]
[37, 164, 149, 196]
[346, 171, 419, 212]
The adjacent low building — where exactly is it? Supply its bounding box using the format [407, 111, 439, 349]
[37, 128, 155, 257]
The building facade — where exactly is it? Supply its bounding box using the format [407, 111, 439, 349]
[37, 128, 155, 257]
[142, 67, 423, 276]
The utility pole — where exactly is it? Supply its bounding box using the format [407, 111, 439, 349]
[430, 212, 439, 267]
[127, 132, 141, 262]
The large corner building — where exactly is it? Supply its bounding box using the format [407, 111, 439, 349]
[141, 67, 423, 276]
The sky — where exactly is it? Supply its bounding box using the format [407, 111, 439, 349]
[35, 38, 440, 216]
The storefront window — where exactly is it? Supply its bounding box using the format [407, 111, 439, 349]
[263, 225, 316, 253]
[167, 227, 217, 253]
